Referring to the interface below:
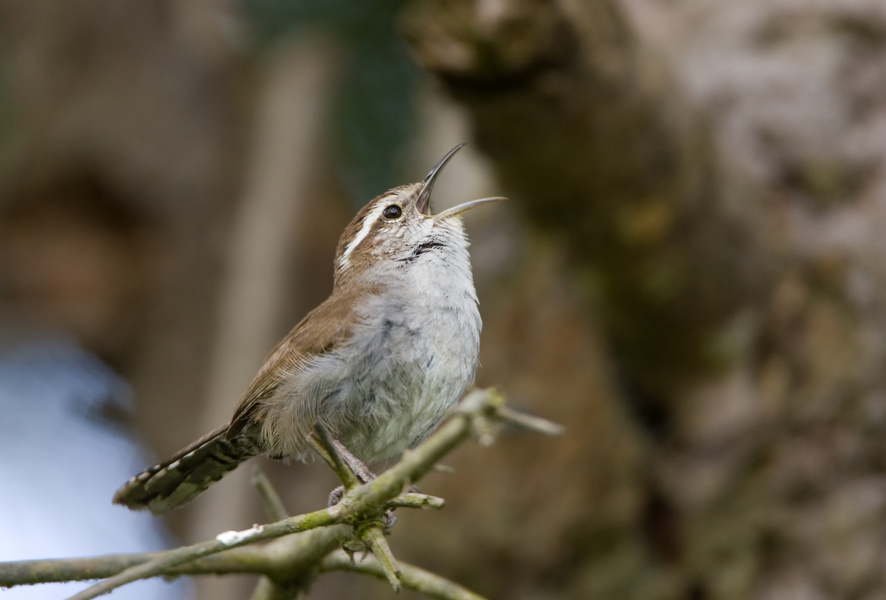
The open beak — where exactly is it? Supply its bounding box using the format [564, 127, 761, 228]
[416, 144, 465, 215]
[416, 143, 506, 219]
[433, 196, 507, 220]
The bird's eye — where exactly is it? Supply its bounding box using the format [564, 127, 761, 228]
[382, 204, 403, 220]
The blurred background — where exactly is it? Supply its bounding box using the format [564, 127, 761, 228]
[3, 0, 886, 599]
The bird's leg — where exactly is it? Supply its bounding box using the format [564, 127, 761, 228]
[333, 440, 376, 483]
[325, 439, 397, 529]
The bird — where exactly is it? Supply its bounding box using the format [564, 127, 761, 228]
[113, 144, 503, 514]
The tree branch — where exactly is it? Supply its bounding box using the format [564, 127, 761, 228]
[0, 388, 561, 600]
[251, 466, 290, 522]
[321, 550, 487, 600]
[403, 0, 774, 399]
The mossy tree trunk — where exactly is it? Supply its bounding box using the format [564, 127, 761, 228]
[403, 1, 886, 598]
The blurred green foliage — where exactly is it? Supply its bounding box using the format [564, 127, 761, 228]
[244, 0, 419, 206]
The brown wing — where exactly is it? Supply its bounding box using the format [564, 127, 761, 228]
[226, 283, 373, 440]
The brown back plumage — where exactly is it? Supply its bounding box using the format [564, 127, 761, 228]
[114, 281, 378, 514]
[226, 280, 376, 440]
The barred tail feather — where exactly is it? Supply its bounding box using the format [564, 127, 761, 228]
[113, 425, 257, 514]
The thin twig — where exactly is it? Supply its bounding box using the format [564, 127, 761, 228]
[252, 466, 289, 522]
[321, 550, 488, 600]
[496, 406, 564, 437]
[360, 526, 401, 591]
[66, 507, 340, 600]
[387, 492, 445, 510]
[0, 526, 353, 585]
[250, 466, 293, 599]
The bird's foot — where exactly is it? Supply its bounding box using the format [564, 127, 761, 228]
[327, 485, 398, 529]
[324, 440, 397, 528]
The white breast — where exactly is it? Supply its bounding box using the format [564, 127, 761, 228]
[338, 235, 481, 461]
[265, 221, 481, 464]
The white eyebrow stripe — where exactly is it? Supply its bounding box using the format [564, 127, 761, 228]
[338, 201, 388, 269]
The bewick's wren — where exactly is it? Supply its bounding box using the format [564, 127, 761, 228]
[114, 145, 503, 514]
